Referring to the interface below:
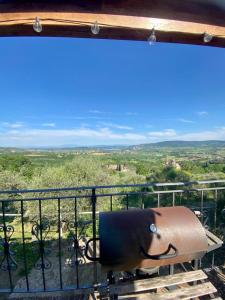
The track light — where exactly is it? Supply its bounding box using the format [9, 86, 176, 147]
[203, 32, 213, 43]
[91, 21, 100, 35]
[33, 17, 42, 33]
[148, 29, 157, 45]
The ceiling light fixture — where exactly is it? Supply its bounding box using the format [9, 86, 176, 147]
[33, 17, 42, 33]
[91, 21, 100, 35]
[203, 32, 213, 43]
[148, 28, 157, 45]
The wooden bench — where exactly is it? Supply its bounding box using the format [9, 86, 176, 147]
[98, 270, 221, 300]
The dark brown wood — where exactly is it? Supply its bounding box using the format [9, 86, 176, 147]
[0, 1, 225, 47]
[109, 270, 207, 295]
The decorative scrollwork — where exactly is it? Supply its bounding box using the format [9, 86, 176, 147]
[66, 220, 92, 267]
[0, 225, 17, 271]
[31, 220, 52, 270]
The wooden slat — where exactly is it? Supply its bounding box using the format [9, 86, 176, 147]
[109, 270, 207, 295]
[150, 282, 217, 300]
[120, 282, 217, 300]
[206, 230, 223, 252]
[206, 230, 224, 245]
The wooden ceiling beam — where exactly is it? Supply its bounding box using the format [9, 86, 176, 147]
[0, 1, 225, 47]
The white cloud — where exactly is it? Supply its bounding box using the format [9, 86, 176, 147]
[178, 118, 195, 124]
[73, 116, 105, 120]
[0, 127, 146, 146]
[1, 125, 225, 147]
[176, 127, 225, 141]
[197, 111, 208, 116]
[42, 123, 55, 127]
[148, 129, 177, 138]
[89, 110, 108, 114]
[2, 122, 24, 129]
[99, 122, 133, 130]
[126, 112, 137, 116]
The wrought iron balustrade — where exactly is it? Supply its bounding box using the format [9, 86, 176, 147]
[0, 179, 224, 294]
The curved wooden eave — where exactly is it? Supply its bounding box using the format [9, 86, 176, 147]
[0, 0, 225, 47]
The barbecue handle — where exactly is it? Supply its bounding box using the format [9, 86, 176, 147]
[140, 243, 178, 260]
[85, 238, 100, 262]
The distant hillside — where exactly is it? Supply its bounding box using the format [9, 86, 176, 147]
[131, 140, 225, 150]
[1, 140, 225, 152]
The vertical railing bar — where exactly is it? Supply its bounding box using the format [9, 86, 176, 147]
[57, 198, 63, 290]
[20, 200, 29, 291]
[212, 252, 215, 269]
[186, 190, 189, 208]
[172, 192, 175, 207]
[38, 199, 46, 291]
[200, 191, 204, 224]
[157, 193, 160, 208]
[141, 194, 144, 209]
[91, 189, 97, 285]
[1, 201, 13, 292]
[212, 189, 218, 269]
[74, 197, 79, 288]
[126, 194, 129, 210]
[110, 195, 113, 211]
[214, 189, 218, 229]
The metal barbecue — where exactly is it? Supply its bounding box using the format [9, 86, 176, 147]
[85, 206, 209, 271]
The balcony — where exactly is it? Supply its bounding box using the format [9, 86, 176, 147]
[0, 180, 224, 298]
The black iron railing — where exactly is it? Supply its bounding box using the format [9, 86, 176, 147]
[0, 179, 224, 294]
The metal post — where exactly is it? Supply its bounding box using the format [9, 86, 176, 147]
[169, 264, 174, 275]
[92, 188, 97, 285]
[201, 191, 204, 224]
[126, 194, 129, 210]
[38, 199, 46, 291]
[74, 197, 80, 288]
[20, 200, 29, 291]
[110, 195, 113, 211]
[194, 259, 198, 270]
[214, 189, 218, 229]
[57, 198, 63, 290]
[1, 201, 13, 291]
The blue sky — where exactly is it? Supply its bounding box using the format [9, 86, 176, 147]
[0, 37, 225, 147]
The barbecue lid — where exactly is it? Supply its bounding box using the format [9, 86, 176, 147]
[98, 206, 208, 270]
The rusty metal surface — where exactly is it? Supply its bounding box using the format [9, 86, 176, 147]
[98, 206, 208, 271]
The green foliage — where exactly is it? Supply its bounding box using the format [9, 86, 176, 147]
[164, 167, 191, 182]
[0, 154, 33, 173]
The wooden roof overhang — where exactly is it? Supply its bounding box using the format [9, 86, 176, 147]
[1, 0, 225, 47]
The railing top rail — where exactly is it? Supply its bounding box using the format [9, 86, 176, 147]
[0, 179, 224, 196]
[0, 189, 186, 202]
[0, 186, 224, 202]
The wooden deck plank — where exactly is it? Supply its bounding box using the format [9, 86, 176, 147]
[109, 270, 207, 295]
[119, 282, 217, 300]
